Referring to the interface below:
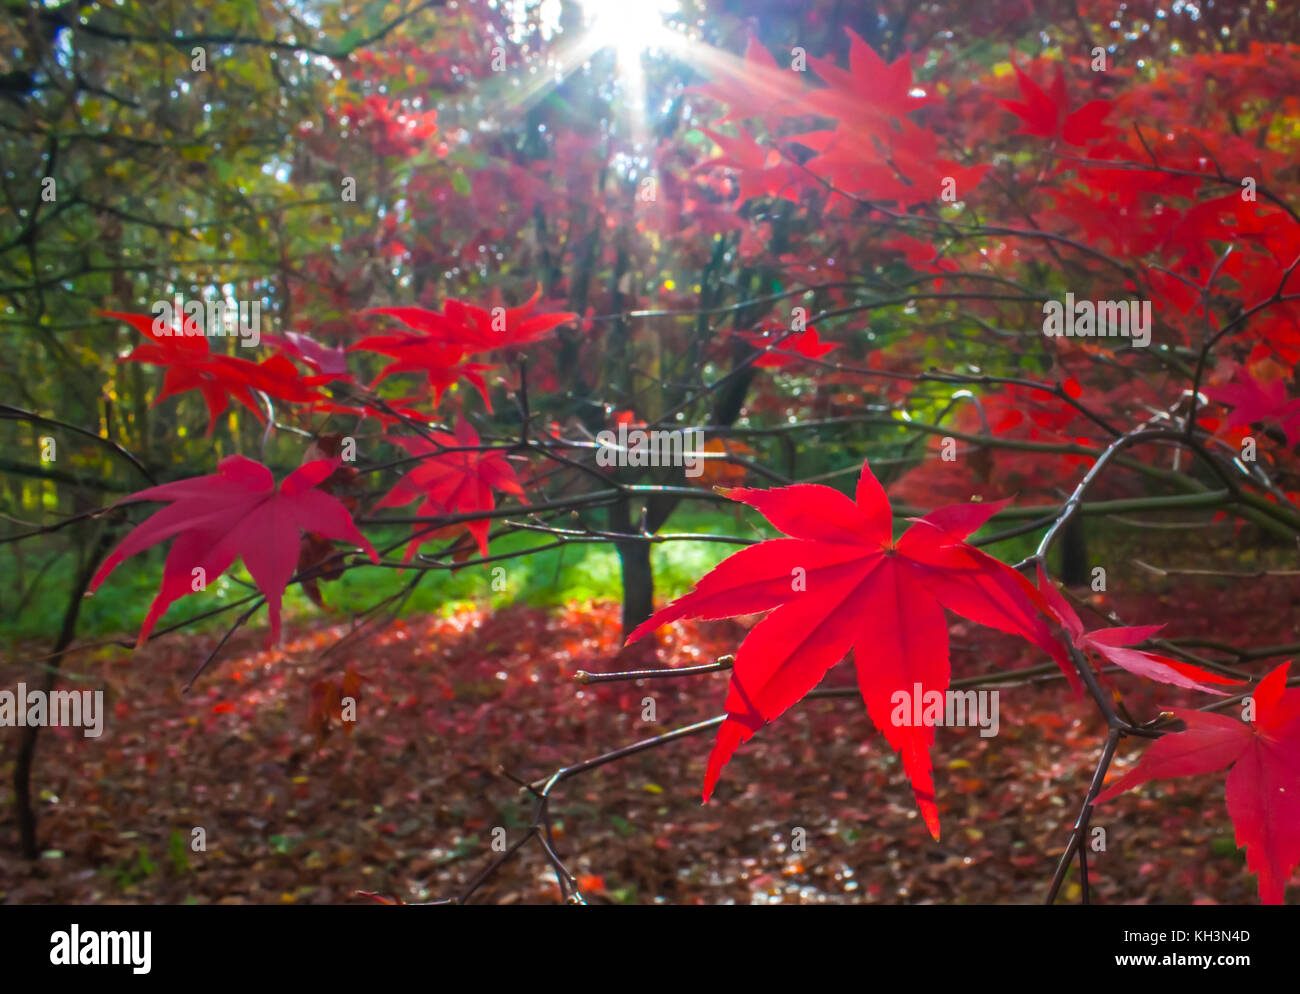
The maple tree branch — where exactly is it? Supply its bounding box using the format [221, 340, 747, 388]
[183, 600, 264, 692]
[1045, 726, 1121, 905]
[1031, 427, 1167, 561]
[1134, 558, 1300, 579]
[42, 0, 448, 59]
[0, 403, 157, 485]
[1185, 252, 1300, 434]
[575, 656, 735, 684]
[1159, 637, 1300, 663]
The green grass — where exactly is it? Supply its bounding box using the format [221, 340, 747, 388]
[0, 508, 774, 645]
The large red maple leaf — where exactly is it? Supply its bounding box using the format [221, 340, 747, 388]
[374, 420, 525, 560]
[626, 458, 1070, 839]
[1097, 661, 1300, 904]
[90, 456, 378, 647]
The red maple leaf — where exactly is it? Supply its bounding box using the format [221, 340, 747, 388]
[998, 63, 1112, 146]
[776, 30, 983, 209]
[366, 288, 575, 354]
[737, 325, 839, 368]
[803, 28, 937, 131]
[626, 458, 1070, 839]
[1205, 365, 1300, 447]
[1097, 661, 1300, 904]
[261, 330, 352, 379]
[347, 334, 494, 410]
[790, 121, 988, 209]
[102, 310, 325, 433]
[374, 420, 525, 560]
[1036, 566, 1246, 694]
[685, 33, 803, 129]
[696, 127, 807, 206]
[89, 456, 378, 647]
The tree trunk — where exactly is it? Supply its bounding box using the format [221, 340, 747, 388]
[15, 522, 111, 858]
[1060, 514, 1089, 587]
[615, 535, 655, 641]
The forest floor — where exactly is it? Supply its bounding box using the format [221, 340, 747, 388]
[2, 572, 1298, 905]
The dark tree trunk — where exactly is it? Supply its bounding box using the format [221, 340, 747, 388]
[15, 522, 111, 858]
[612, 491, 684, 639]
[1060, 514, 1089, 587]
[615, 535, 655, 640]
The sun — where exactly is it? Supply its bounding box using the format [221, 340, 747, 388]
[580, 0, 680, 67]
[484, 0, 696, 129]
